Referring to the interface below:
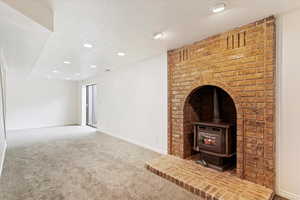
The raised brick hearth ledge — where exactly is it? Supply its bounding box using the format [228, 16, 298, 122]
[146, 155, 274, 200]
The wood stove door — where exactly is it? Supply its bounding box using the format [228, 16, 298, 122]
[197, 131, 224, 154]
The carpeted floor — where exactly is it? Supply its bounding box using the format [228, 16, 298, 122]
[0, 126, 199, 200]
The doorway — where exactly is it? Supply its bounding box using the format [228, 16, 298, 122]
[86, 84, 97, 128]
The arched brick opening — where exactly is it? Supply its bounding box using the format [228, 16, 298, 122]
[181, 82, 244, 178]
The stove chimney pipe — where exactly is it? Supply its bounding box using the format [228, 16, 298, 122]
[213, 88, 221, 123]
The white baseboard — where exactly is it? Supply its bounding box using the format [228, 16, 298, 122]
[7, 124, 80, 132]
[278, 188, 300, 200]
[0, 140, 7, 177]
[98, 129, 167, 155]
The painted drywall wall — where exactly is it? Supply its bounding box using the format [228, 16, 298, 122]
[7, 76, 79, 131]
[277, 9, 300, 199]
[80, 53, 168, 154]
[0, 78, 6, 175]
[0, 50, 7, 176]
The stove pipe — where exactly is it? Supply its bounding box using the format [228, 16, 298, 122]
[213, 88, 221, 123]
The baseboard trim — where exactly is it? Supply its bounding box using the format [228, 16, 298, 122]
[98, 130, 167, 155]
[0, 140, 7, 177]
[278, 188, 300, 200]
[7, 124, 80, 132]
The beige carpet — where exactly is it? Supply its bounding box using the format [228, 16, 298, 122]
[0, 126, 199, 200]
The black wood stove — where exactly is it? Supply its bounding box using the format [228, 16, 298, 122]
[193, 88, 236, 171]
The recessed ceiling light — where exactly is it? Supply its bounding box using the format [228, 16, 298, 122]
[75, 73, 80, 76]
[90, 65, 97, 69]
[65, 77, 71, 80]
[153, 32, 165, 40]
[212, 3, 226, 13]
[117, 52, 126, 57]
[63, 61, 71, 64]
[52, 70, 59, 73]
[83, 43, 93, 48]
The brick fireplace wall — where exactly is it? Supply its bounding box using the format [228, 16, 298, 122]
[168, 16, 276, 189]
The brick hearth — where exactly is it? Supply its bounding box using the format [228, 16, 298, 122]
[146, 155, 274, 200]
[167, 16, 276, 188]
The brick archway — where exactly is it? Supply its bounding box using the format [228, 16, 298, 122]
[182, 81, 245, 178]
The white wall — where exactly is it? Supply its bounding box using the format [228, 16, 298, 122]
[0, 50, 7, 176]
[80, 53, 168, 154]
[0, 77, 6, 175]
[7, 76, 79, 131]
[277, 9, 300, 199]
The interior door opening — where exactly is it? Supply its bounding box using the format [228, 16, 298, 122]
[86, 84, 97, 128]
